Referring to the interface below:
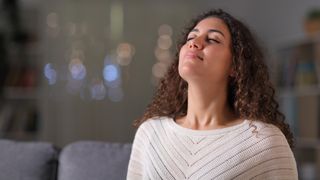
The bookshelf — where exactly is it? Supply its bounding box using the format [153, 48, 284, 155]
[275, 36, 320, 180]
[0, 0, 41, 141]
[0, 87, 40, 141]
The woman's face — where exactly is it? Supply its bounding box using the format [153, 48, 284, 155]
[178, 17, 233, 86]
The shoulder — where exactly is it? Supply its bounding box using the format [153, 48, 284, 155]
[134, 116, 171, 139]
[248, 120, 289, 147]
[246, 120, 296, 162]
[241, 120, 298, 178]
[137, 116, 171, 129]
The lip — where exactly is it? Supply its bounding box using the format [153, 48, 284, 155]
[185, 52, 203, 61]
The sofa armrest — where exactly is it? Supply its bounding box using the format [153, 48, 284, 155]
[58, 141, 132, 180]
[0, 139, 59, 180]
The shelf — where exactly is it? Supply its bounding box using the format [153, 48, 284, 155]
[3, 87, 39, 100]
[296, 137, 320, 149]
[275, 36, 320, 180]
[277, 85, 320, 97]
[275, 34, 320, 51]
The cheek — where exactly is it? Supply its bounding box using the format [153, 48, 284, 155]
[207, 48, 232, 66]
[223, 52, 233, 71]
[177, 46, 192, 79]
[178, 46, 186, 62]
[178, 47, 186, 70]
[178, 55, 184, 78]
[205, 50, 233, 77]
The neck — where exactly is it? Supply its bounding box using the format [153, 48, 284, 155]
[181, 83, 239, 130]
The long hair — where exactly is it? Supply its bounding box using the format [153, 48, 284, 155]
[134, 9, 294, 148]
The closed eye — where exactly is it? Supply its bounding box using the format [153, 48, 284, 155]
[186, 36, 221, 44]
[207, 38, 220, 44]
[186, 37, 194, 41]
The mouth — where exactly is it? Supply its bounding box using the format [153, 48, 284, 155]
[197, 56, 204, 61]
[185, 52, 203, 61]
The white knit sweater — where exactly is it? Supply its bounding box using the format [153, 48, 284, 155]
[127, 117, 298, 180]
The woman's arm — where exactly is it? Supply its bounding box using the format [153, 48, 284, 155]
[127, 123, 148, 180]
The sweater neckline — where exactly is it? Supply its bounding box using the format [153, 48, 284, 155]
[167, 117, 250, 136]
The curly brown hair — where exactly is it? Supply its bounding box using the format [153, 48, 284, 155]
[134, 9, 294, 148]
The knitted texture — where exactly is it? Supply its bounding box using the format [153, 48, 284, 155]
[127, 117, 298, 180]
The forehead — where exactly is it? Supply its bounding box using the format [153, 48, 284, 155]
[192, 17, 230, 36]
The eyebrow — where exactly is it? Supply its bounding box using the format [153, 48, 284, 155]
[190, 28, 225, 37]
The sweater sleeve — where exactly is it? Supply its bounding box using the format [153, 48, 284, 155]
[127, 123, 148, 180]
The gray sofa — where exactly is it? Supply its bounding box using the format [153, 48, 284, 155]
[0, 140, 132, 180]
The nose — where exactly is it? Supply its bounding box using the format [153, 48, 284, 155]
[188, 38, 203, 49]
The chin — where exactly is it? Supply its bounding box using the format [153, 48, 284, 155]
[178, 67, 201, 82]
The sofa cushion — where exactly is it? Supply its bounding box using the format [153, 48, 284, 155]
[0, 139, 59, 180]
[58, 141, 132, 180]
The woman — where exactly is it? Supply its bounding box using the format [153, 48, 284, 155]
[127, 9, 298, 179]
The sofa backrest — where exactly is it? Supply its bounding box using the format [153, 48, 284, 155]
[58, 141, 132, 180]
[0, 139, 59, 180]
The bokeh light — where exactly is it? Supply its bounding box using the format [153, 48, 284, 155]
[103, 64, 119, 82]
[103, 55, 122, 88]
[108, 86, 124, 102]
[116, 43, 135, 66]
[105, 77, 121, 88]
[67, 22, 77, 36]
[110, 2, 123, 41]
[117, 43, 135, 58]
[90, 80, 107, 100]
[152, 62, 168, 78]
[157, 35, 172, 50]
[152, 24, 174, 86]
[158, 24, 173, 36]
[46, 12, 59, 28]
[154, 47, 172, 63]
[44, 63, 57, 85]
[69, 58, 87, 80]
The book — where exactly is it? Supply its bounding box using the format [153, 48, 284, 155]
[277, 40, 319, 88]
[314, 41, 320, 86]
[278, 47, 297, 88]
[294, 43, 318, 87]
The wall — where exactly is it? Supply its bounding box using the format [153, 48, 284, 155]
[35, 0, 320, 146]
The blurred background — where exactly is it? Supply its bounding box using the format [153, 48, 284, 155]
[0, 0, 320, 179]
